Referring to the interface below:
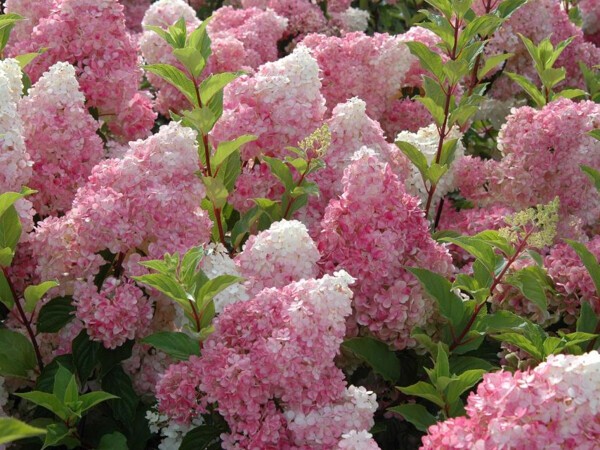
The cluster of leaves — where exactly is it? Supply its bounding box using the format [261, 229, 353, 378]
[396, 0, 526, 221]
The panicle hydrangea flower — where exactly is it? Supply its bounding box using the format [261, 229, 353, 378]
[300, 32, 413, 127]
[121, 0, 152, 32]
[18, 62, 104, 216]
[208, 6, 288, 68]
[211, 46, 326, 161]
[421, 351, 600, 449]
[318, 149, 454, 349]
[200, 244, 249, 313]
[194, 271, 377, 448]
[4, 0, 54, 44]
[329, 8, 370, 33]
[12, 0, 155, 141]
[74, 278, 153, 349]
[544, 236, 600, 320]
[155, 356, 206, 424]
[30, 121, 212, 292]
[579, 0, 600, 45]
[379, 98, 432, 136]
[396, 124, 465, 205]
[474, 0, 600, 98]
[0, 58, 31, 194]
[455, 99, 600, 234]
[235, 220, 321, 296]
[302, 98, 410, 234]
[396, 26, 442, 88]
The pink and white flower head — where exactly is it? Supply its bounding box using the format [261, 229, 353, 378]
[396, 124, 465, 205]
[300, 32, 413, 125]
[456, 99, 600, 234]
[194, 271, 378, 448]
[211, 45, 326, 161]
[19, 62, 104, 216]
[13, 0, 155, 141]
[74, 278, 153, 349]
[235, 219, 321, 296]
[422, 351, 600, 449]
[318, 149, 454, 349]
[3, 0, 54, 44]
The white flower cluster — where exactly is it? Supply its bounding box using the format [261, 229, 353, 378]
[0, 58, 31, 193]
[201, 243, 249, 313]
[396, 123, 465, 205]
[146, 408, 204, 450]
[331, 8, 370, 32]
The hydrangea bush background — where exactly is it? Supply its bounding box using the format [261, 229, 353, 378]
[0, 0, 599, 449]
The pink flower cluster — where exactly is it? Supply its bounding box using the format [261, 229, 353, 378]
[30, 121, 212, 292]
[422, 351, 600, 449]
[300, 32, 413, 133]
[74, 277, 153, 349]
[194, 272, 377, 448]
[4, 0, 54, 43]
[456, 98, 600, 235]
[579, 0, 600, 46]
[18, 62, 104, 216]
[11, 0, 155, 141]
[544, 236, 600, 318]
[211, 46, 326, 161]
[318, 149, 454, 349]
[235, 220, 321, 296]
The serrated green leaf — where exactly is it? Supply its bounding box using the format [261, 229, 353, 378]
[408, 268, 466, 327]
[0, 417, 46, 445]
[577, 301, 599, 334]
[445, 369, 485, 404]
[200, 72, 241, 106]
[342, 337, 402, 382]
[24, 281, 59, 313]
[16, 392, 71, 421]
[505, 266, 549, 311]
[0, 270, 14, 308]
[0, 328, 37, 378]
[133, 273, 189, 303]
[195, 274, 243, 309]
[506, 72, 546, 107]
[79, 391, 119, 414]
[212, 135, 256, 169]
[406, 41, 445, 80]
[427, 163, 448, 184]
[179, 423, 225, 450]
[396, 141, 428, 177]
[398, 382, 445, 408]
[173, 47, 206, 79]
[388, 404, 436, 432]
[478, 52, 513, 80]
[581, 165, 600, 191]
[556, 88, 587, 100]
[0, 205, 22, 253]
[565, 239, 600, 296]
[202, 176, 228, 209]
[144, 64, 198, 107]
[37, 296, 75, 333]
[490, 332, 544, 361]
[263, 156, 294, 191]
[142, 331, 200, 361]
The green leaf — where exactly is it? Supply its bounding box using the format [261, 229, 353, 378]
[416, 96, 445, 126]
[262, 156, 294, 191]
[0, 246, 13, 267]
[24, 281, 59, 313]
[505, 266, 549, 311]
[212, 135, 256, 169]
[396, 141, 428, 177]
[342, 337, 402, 382]
[187, 18, 212, 61]
[556, 88, 587, 100]
[445, 369, 485, 403]
[132, 273, 189, 303]
[202, 176, 228, 210]
[98, 432, 128, 450]
[144, 64, 198, 107]
[0, 417, 46, 445]
[216, 149, 241, 192]
[397, 381, 445, 408]
[14, 50, 45, 69]
[506, 72, 546, 107]
[144, 25, 174, 47]
[577, 301, 599, 334]
[441, 236, 497, 273]
[408, 268, 465, 327]
[142, 331, 200, 361]
[478, 52, 513, 80]
[0, 14, 23, 54]
[179, 424, 225, 450]
[79, 391, 119, 414]
[173, 47, 206, 79]
[449, 356, 495, 373]
[406, 41, 445, 80]
[388, 404, 436, 432]
[195, 274, 243, 308]
[0, 328, 37, 378]
[565, 239, 600, 296]
[37, 296, 75, 333]
[589, 129, 600, 141]
[200, 72, 241, 106]
[101, 367, 139, 425]
[581, 165, 600, 192]
[427, 163, 448, 184]
[440, 139, 458, 166]
[0, 270, 14, 309]
[478, 309, 529, 332]
[42, 422, 78, 450]
[53, 366, 78, 404]
[490, 332, 544, 361]
[16, 392, 71, 421]
[495, 0, 527, 19]
[433, 342, 450, 379]
[0, 205, 22, 253]
[72, 331, 99, 383]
